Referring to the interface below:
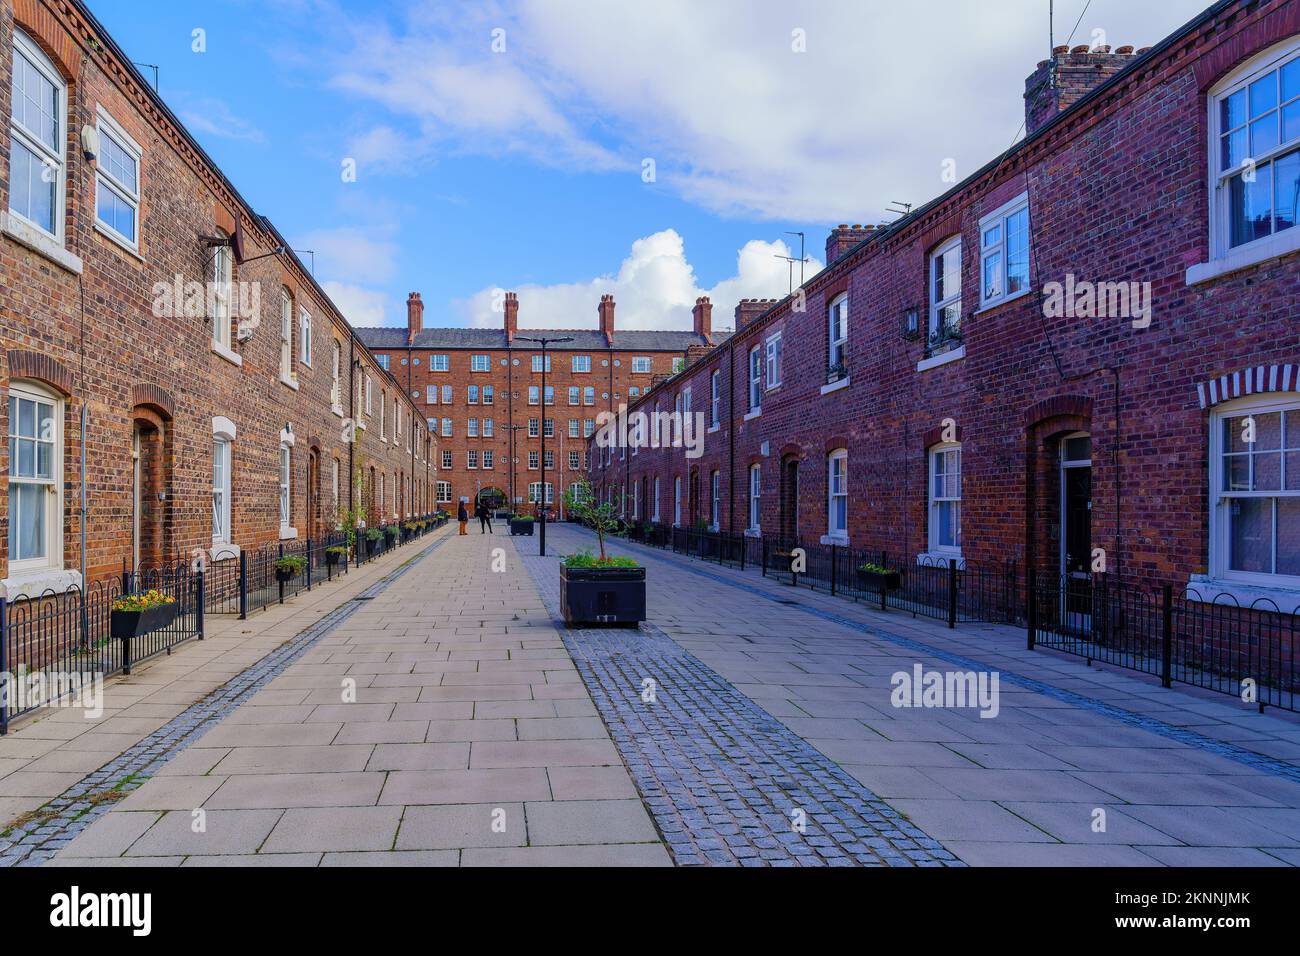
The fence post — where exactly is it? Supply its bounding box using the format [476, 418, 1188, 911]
[1161, 583, 1173, 689]
[196, 569, 205, 640]
[0, 597, 8, 735]
[1027, 567, 1037, 650]
[761, 537, 768, 577]
[947, 558, 958, 629]
[306, 537, 313, 591]
[238, 549, 248, 620]
[121, 556, 131, 595]
[1006, 561, 1017, 625]
[739, 534, 745, 572]
[830, 545, 838, 596]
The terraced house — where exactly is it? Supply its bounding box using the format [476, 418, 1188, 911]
[356, 291, 720, 513]
[0, 0, 431, 596]
[599, 0, 1300, 613]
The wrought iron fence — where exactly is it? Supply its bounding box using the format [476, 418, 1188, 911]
[0, 561, 203, 733]
[1028, 571, 1298, 712]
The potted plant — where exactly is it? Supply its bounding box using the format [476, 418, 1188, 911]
[857, 561, 901, 592]
[509, 514, 535, 536]
[560, 481, 646, 626]
[325, 545, 347, 568]
[366, 526, 384, 555]
[111, 589, 178, 639]
[383, 524, 399, 546]
[275, 555, 307, 583]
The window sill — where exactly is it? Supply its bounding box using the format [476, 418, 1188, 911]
[820, 534, 849, 546]
[744, 528, 762, 538]
[743, 409, 761, 422]
[279, 526, 299, 541]
[1186, 229, 1300, 286]
[211, 541, 241, 562]
[212, 340, 243, 367]
[917, 345, 965, 372]
[917, 550, 965, 568]
[0, 568, 83, 600]
[1186, 575, 1300, 613]
[975, 286, 1033, 315]
[707, 424, 720, 434]
[1, 212, 83, 275]
[93, 220, 145, 263]
[279, 373, 300, 391]
[820, 377, 850, 395]
[332, 404, 345, 418]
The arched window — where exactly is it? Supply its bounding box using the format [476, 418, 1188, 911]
[1209, 38, 1300, 263]
[9, 31, 66, 241]
[827, 448, 848, 540]
[928, 442, 961, 556]
[7, 380, 63, 574]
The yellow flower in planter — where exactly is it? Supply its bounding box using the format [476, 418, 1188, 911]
[111, 589, 176, 613]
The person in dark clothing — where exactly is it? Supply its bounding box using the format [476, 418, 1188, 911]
[457, 499, 468, 535]
[476, 500, 493, 534]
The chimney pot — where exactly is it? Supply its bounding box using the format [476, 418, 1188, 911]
[406, 291, 424, 345]
[598, 294, 616, 346]
[1025, 43, 1140, 136]
[503, 291, 519, 345]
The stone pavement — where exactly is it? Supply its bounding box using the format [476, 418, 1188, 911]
[537, 523, 1300, 867]
[41, 524, 670, 867]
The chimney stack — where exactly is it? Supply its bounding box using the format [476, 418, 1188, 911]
[735, 298, 776, 332]
[825, 224, 875, 265]
[692, 296, 713, 344]
[503, 291, 518, 344]
[1025, 44, 1141, 136]
[406, 292, 423, 345]
[598, 294, 616, 346]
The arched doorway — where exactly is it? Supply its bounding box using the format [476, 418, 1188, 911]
[306, 448, 320, 540]
[779, 456, 800, 546]
[130, 405, 172, 573]
[477, 485, 507, 514]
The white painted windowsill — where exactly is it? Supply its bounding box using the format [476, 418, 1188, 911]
[279, 526, 299, 541]
[279, 373, 300, 391]
[917, 346, 965, 372]
[744, 528, 762, 538]
[1186, 575, 1300, 613]
[211, 542, 241, 563]
[820, 377, 850, 395]
[1186, 230, 1300, 286]
[743, 409, 761, 422]
[212, 340, 243, 367]
[820, 534, 849, 546]
[0, 568, 83, 600]
[1, 212, 83, 275]
[916, 551, 965, 569]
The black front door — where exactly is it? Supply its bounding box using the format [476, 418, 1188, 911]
[1062, 466, 1092, 576]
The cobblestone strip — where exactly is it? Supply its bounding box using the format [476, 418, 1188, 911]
[604, 533, 1300, 785]
[517, 544, 961, 867]
[0, 537, 449, 867]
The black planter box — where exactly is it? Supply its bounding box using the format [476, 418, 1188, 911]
[275, 567, 300, 584]
[560, 565, 646, 626]
[366, 537, 381, 556]
[509, 520, 535, 536]
[111, 602, 178, 640]
[325, 550, 342, 567]
[858, 569, 902, 591]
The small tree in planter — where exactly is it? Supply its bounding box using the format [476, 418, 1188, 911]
[559, 480, 646, 626]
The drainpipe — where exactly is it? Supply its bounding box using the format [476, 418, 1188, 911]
[80, 405, 87, 586]
[727, 338, 736, 533]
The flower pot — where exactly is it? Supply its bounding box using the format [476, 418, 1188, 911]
[509, 519, 534, 536]
[325, 551, 342, 567]
[275, 567, 299, 584]
[559, 565, 646, 626]
[858, 568, 901, 591]
[111, 602, 178, 640]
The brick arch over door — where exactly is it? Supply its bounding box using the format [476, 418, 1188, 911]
[1024, 396, 1094, 576]
[7, 350, 74, 396]
[131, 383, 175, 419]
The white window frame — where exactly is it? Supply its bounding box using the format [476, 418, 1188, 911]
[765, 332, 782, 389]
[710, 470, 720, 530]
[928, 443, 962, 556]
[468, 385, 479, 405]
[7, 381, 63, 575]
[279, 289, 293, 379]
[470, 354, 490, 372]
[467, 450, 478, 470]
[9, 31, 66, 243]
[583, 387, 595, 406]
[1208, 393, 1300, 591]
[748, 346, 762, 413]
[710, 370, 720, 427]
[673, 476, 682, 527]
[442, 384, 453, 404]
[568, 386, 580, 406]
[93, 107, 141, 250]
[483, 385, 494, 405]
[467, 417, 478, 438]
[978, 192, 1031, 309]
[569, 450, 579, 470]
[432, 354, 449, 372]
[532, 355, 551, 373]
[653, 477, 661, 521]
[483, 418, 494, 437]
[483, 450, 494, 469]
[211, 240, 233, 351]
[212, 434, 232, 546]
[441, 418, 452, 437]
[827, 448, 848, 540]
[331, 339, 342, 411]
[279, 443, 292, 531]
[529, 450, 539, 470]
[299, 307, 312, 366]
[529, 386, 540, 406]
[828, 294, 848, 372]
[632, 356, 652, 374]
[437, 480, 452, 503]
[928, 236, 963, 347]
[572, 355, 591, 373]
[748, 464, 761, 532]
[441, 450, 453, 470]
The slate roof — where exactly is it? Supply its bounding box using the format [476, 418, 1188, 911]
[354, 327, 732, 352]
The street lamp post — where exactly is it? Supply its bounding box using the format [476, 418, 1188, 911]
[516, 335, 572, 556]
[507, 423, 524, 515]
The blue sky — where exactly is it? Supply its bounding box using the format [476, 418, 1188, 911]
[88, 0, 1211, 331]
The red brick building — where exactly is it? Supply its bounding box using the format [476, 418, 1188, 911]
[600, 0, 1300, 612]
[0, 0, 430, 597]
[357, 291, 721, 513]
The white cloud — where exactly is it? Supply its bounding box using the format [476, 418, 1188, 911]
[322, 281, 390, 326]
[298, 226, 399, 285]
[452, 228, 820, 331]
[320, 0, 1208, 221]
[174, 95, 265, 143]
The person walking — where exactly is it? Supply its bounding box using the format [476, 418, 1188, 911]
[457, 497, 469, 536]
[477, 499, 493, 534]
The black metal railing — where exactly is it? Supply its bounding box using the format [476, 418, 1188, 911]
[0, 561, 203, 732]
[1028, 571, 1298, 712]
